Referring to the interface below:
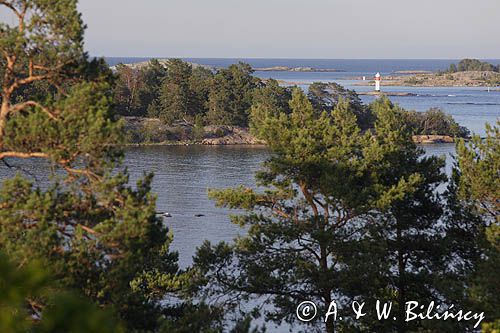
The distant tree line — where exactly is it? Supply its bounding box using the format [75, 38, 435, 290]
[447, 59, 499, 73]
[402, 107, 470, 137]
[113, 59, 262, 127]
[114, 59, 469, 138]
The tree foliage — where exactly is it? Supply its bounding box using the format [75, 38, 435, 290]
[195, 93, 448, 332]
[0, 252, 125, 333]
[206, 63, 260, 126]
[455, 121, 500, 330]
[401, 107, 470, 138]
[308, 81, 373, 129]
[456, 121, 500, 218]
[0, 1, 199, 331]
[114, 60, 264, 127]
[113, 59, 167, 117]
[2, 2, 496, 332]
[448, 59, 499, 73]
[112, 59, 467, 142]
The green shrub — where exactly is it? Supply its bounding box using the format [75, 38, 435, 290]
[402, 108, 469, 137]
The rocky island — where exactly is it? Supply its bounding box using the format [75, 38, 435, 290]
[356, 70, 500, 87]
[357, 59, 500, 87]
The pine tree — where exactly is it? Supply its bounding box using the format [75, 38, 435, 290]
[454, 121, 500, 330]
[0, 251, 124, 333]
[0, 1, 196, 331]
[456, 121, 499, 220]
[194, 91, 425, 333]
[308, 82, 373, 129]
[158, 59, 193, 124]
[206, 63, 260, 126]
[340, 98, 458, 332]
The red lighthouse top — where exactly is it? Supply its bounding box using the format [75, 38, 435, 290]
[375, 72, 381, 81]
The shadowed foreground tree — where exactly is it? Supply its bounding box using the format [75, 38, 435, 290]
[0, 252, 124, 333]
[195, 95, 490, 332]
[456, 121, 499, 220]
[454, 122, 500, 331]
[338, 98, 469, 332]
[194, 92, 431, 333]
[0, 1, 214, 331]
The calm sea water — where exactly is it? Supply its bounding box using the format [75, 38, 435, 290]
[0, 144, 455, 267]
[124, 144, 458, 266]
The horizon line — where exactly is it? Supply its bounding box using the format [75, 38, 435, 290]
[95, 56, 500, 61]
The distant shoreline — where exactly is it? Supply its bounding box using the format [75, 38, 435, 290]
[123, 117, 460, 146]
[254, 66, 345, 72]
[354, 70, 500, 88]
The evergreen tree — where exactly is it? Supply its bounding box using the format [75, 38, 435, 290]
[158, 59, 193, 124]
[139, 59, 167, 116]
[250, 79, 292, 132]
[400, 107, 470, 138]
[113, 64, 145, 116]
[188, 66, 214, 119]
[0, 1, 197, 331]
[194, 91, 424, 333]
[456, 121, 499, 219]
[340, 98, 460, 332]
[0, 252, 124, 333]
[206, 63, 260, 126]
[252, 79, 292, 114]
[308, 82, 373, 129]
[113, 59, 167, 117]
[456, 59, 498, 72]
[156, 59, 213, 124]
[454, 122, 500, 330]
[440, 170, 497, 332]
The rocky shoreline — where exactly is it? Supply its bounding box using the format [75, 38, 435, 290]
[123, 117, 457, 146]
[355, 70, 500, 87]
[358, 91, 418, 97]
[254, 66, 344, 72]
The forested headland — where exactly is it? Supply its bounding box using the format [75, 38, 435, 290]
[112, 59, 470, 144]
[0, 1, 498, 333]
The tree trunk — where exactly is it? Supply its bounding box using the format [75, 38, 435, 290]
[0, 96, 10, 150]
[320, 241, 335, 333]
[396, 224, 406, 333]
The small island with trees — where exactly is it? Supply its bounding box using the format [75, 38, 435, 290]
[113, 59, 470, 145]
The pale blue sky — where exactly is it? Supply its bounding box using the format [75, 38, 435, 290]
[3, 0, 500, 58]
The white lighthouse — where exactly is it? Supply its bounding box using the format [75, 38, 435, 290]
[374, 72, 381, 92]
